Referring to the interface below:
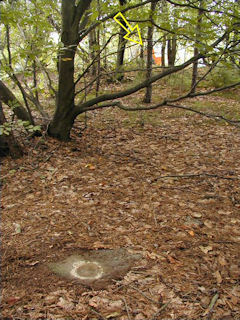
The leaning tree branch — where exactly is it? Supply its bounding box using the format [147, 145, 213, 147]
[166, 0, 240, 20]
[81, 100, 240, 127]
[80, 80, 240, 127]
[4, 25, 35, 125]
[75, 53, 204, 114]
[74, 28, 230, 116]
[183, 81, 240, 100]
[166, 103, 240, 126]
[0, 80, 32, 122]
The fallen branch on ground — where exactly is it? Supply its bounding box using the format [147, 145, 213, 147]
[150, 173, 240, 183]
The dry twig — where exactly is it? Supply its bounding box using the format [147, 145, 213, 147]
[122, 297, 131, 320]
[150, 301, 171, 320]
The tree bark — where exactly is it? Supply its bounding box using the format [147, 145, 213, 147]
[191, 46, 199, 91]
[96, 28, 101, 96]
[47, 0, 228, 141]
[48, 0, 92, 141]
[191, 0, 203, 92]
[161, 35, 166, 67]
[143, 0, 157, 103]
[167, 36, 177, 66]
[115, 0, 127, 81]
[0, 80, 32, 123]
[89, 30, 97, 76]
[138, 38, 145, 68]
[161, 0, 167, 67]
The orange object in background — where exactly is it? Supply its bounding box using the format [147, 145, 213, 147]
[141, 48, 162, 65]
[152, 48, 162, 65]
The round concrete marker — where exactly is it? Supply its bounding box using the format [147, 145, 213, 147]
[70, 260, 103, 280]
[48, 248, 142, 289]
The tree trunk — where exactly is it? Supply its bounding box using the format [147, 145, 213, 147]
[191, 46, 199, 91]
[32, 59, 39, 103]
[138, 40, 145, 68]
[143, 0, 157, 103]
[161, 35, 166, 67]
[89, 30, 97, 76]
[161, 0, 167, 67]
[140, 44, 144, 60]
[0, 101, 23, 159]
[0, 80, 32, 123]
[48, 0, 92, 141]
[96, 29, 101, 96]
[115, 0, 127, 81]
[48, 43, 77, 140]
[191, 0, 203, 92]
[48, 110, 77, 141]
[167, 36, 177, 66]
[103, 25, 108, 70]
[5, 24, 35, 124]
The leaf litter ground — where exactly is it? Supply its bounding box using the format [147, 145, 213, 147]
[1, 92, 240, 320]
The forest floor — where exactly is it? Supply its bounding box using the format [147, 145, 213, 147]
[1, 84, 240, 320]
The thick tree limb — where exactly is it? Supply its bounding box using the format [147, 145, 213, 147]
[80, 82, 240, 127]
[168, 80, 240, 104]
[0, 80, 32, 122]
[73, 0, 92, 32]
[74, 28, 230, 115]
[75, 53, 204, 114]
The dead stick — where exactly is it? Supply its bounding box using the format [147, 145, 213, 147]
[122, 297, 131, 320]
[128, 284, 159, 305]
[152, 173, 239, 182]
[150, 301, 171, 320]
[90, 307, 107, 320]
[203, 293, 219, 318]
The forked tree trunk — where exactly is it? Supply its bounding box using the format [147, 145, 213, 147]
[48, 42, 77, 140]
[48, 0, 92, 141]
